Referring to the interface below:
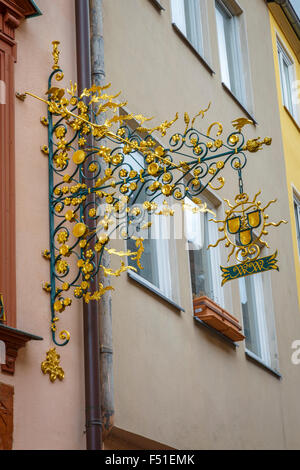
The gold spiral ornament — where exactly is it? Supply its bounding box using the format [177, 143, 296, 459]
[59, 330, 71, 342]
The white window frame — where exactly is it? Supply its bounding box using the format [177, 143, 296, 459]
[171, 0, 210, 62]
[239, 270, 279, 371]
[293, 192, 300, 257]
[185, 196, 224, 308]
[277, 38, 298, 121]
[215, 0, 248, 107]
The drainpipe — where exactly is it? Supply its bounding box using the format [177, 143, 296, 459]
[89, 0, 115, 440]
[75, 0, 103, 450]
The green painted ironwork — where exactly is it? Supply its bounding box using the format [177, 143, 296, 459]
[41, 60, 266, 347]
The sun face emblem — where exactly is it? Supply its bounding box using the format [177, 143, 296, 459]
[208, 192, 287, 263]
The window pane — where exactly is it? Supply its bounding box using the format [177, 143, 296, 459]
[188, 210, 214, 300]
[215, 2, 243, 101]
[126, 150, 172, 296]
[171, 0, 187, 35]
[239, 276, 262, 357]
[189, 245, 207, 298]
[240, 273, 271, 365]
[216, 4, 231, 88]
[127, 178, 160, 288]
[278, 50, 286, 106]
[223, 15, 238, 96]
[184, 0, 203, 54]
[278, 42, 295, 116]
[207, 213, 224, 307]
[127, 233, 159, 287]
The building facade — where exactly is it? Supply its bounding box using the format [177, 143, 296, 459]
[268, 0, 300, 308]
[0, 0, 299, 450]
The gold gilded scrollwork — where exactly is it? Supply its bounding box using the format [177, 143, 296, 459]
[52, 41, 64, 81]
[208, 177, 225, 191]
[244, 137, 272, 153]
[18, 41, 280, 382]
[191, 102, 211, 128]
[52, 40, 60, 70]
[41, 348, 65, 382]
[207, 122, 223, 138]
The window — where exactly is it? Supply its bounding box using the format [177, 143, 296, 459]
[186, 197, 224, 308]
[126, 150, 179, 303]
[239, 271, 279, 371]
[215, 0, 246, 104]
[294, 193, 300, 256]
[277, 39, 298, 121]
[171, 0, 210, 62]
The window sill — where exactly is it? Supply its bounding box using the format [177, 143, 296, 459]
[127, 271, 185, 312]
[148, 0, 165, 11]
[193, 295, 245, 342]
[283, 106, 300, 132]
[245, 349, 282, 379]
[0, 324, 43, 375]
[221, 82, 257, 125]
[172, 23, 215, 76]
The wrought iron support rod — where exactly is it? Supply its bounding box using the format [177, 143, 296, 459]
[75, 0, 102, 451]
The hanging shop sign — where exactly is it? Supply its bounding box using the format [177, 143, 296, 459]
[0, 295, 6, 323]
[17, 42, 287, 380]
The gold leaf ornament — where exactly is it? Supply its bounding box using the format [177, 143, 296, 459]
[73, 223, 87, 238]
[41, 348, 65, 383]
[72, 150, 86, 165]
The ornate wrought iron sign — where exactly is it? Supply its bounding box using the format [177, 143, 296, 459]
[208, 192, 287, 285]
[17, 42, 287, 380]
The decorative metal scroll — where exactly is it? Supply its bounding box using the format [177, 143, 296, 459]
[17, 42, 286, 380]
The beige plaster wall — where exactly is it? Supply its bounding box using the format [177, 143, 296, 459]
[101, 0, 300, 450]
